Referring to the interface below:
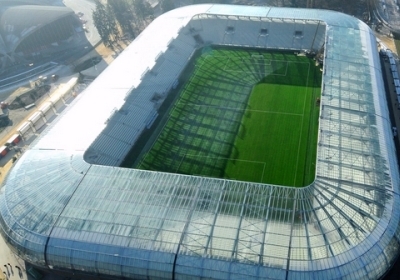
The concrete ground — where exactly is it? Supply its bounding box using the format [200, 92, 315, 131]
[376, 31, 398, 54]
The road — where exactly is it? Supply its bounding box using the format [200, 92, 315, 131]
[375, 0, 400, 33]
[63, 0, 101, 46]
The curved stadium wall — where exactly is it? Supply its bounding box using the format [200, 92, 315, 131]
[0, 4, 400, 280]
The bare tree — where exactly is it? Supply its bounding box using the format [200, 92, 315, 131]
[93, 0, 111, 46]
[108, 0, 136, 38]
[160, 0, 175, 13]
[92, 0, 120, 47]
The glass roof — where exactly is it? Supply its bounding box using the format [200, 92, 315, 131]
[0, 4, 399, 280]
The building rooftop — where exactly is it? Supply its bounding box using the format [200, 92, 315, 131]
[0, 5, 74, 53]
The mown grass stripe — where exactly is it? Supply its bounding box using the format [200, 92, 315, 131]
[133, 48, 321, 187]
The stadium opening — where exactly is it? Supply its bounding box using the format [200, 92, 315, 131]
[121, 47, 322, 187]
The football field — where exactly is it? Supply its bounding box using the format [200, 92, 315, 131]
[133, 47, 321, 187]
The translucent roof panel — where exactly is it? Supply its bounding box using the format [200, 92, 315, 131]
[0, 4, 399, 280]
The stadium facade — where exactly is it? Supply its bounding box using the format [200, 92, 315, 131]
[1, 4, 400, 280]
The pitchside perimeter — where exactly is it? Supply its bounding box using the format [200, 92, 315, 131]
[132, 47, 322, 187]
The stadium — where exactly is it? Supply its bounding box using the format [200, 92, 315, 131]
[1, 4, 400, 280]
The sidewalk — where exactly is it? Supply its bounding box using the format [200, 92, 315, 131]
[0, 159, 26, 278]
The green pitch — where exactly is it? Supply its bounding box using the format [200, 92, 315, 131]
[225, 83, 316, 187]
[131, 47, 321, 187]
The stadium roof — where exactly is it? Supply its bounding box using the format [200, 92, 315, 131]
[1, 4, 400, 280]
[0, 5, 74, 53]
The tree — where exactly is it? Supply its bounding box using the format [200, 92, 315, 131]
[108, 0, 135, 38]
[193, 0, 226, 3]
[160, 0, 175, 13]
[93, 0, 111, 46]
[106, 3, 119, 42]
[92, 0, 119, 47]
[131, 0, 153, 24]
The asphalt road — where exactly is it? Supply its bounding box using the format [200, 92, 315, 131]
[63, 0, 101, 46]
[376, 0, 400, 31]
